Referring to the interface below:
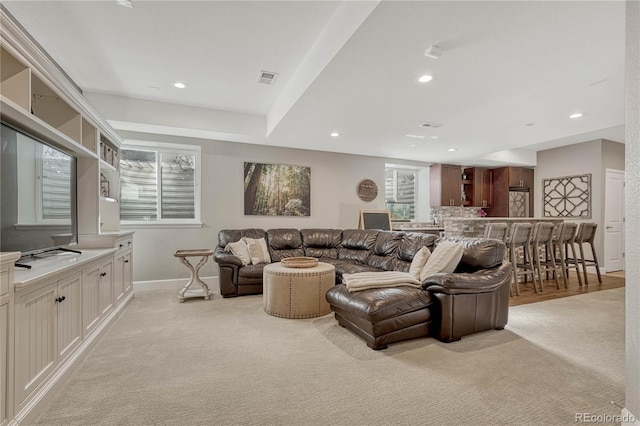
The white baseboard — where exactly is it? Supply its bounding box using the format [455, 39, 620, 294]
[622, 408, 639, 425]
[134, 276, 219, 295]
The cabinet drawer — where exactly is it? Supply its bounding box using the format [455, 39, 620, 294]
[115, 237, 132, 254]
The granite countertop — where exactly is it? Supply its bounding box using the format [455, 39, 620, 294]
[442, 217, 560, 221]
[395, 226, 445, 231]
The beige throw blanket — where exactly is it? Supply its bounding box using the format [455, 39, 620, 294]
[342, 271, 422, 292]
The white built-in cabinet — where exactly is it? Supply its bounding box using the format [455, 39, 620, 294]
[114, 236, 133, 304]
[10, 246, 133, 424]
[14, 282, 58, 410]
[1, 9, 135, 425]
[1, 253, 20, 426]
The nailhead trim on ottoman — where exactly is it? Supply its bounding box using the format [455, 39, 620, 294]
[263, 262, 335, 319]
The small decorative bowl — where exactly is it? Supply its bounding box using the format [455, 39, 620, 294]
[281, 257, 319, 268]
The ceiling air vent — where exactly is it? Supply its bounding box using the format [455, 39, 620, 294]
[257, 71, 279, 85]
[419, 122, 442, 128]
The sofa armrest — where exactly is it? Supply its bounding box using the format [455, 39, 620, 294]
[423, 262, 512, 295]
[214, 248, 243, 267]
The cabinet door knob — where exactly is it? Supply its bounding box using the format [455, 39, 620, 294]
[124, 260, 129, 263]
[100, 272, 107, 277]
[55, 297, 61, 303]
[119, 244, 124, 248]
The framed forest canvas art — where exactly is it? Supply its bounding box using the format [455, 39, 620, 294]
[244, 162, 311, 216]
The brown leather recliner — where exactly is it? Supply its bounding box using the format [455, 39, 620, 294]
[423, 237, 512, 343]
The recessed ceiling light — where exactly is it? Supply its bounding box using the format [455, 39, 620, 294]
[448, 148, 457, 152]
[417, 75, 433, 83]
[410, 144, 417, 147]
[330, 132, 340, 137]
[174, 82, 187, 89]
[431, 136, 439, 139]
[116, 0, 133, 7]
[405, 134, 425, 139]
[568, 113, 584, 119]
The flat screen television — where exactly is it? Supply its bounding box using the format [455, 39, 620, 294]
[1, 122, 78, 257]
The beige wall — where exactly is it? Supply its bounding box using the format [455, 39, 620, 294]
[535, 139, 625, 263]
[118, 131, 428, 282]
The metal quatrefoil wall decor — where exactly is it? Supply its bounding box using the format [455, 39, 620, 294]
[543, 174, 592, 218]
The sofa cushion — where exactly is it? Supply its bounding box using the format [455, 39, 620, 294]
[338, 229, 379, 263]
[244, 237, 272, 265]
[439, 237, 506, 272]
[335, 263, 383, 278]
[419, 240, 463, 281]
[396, 233, 438, 261]
[238, 263, 266, 279]
[218, 229, 266, 247]
[301, 228, 342, 258]
[326, 284, 433, 323]
[224, 240, 251, 266]
[266, 228, 305, 261]
[366, 231, 404, 270]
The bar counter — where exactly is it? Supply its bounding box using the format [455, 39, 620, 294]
[442, 217, 564, 238]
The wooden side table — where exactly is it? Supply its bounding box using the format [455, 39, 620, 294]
[174, 249, 214, 302]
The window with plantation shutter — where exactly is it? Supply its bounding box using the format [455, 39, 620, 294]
[41, 145, 72, 220]
[385, 167, 417, 221]
[120, 141, 200, 225]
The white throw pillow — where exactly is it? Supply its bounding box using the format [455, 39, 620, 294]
[419, 240, 463, 281]
[408, 246, 431, 279]
[224, 240, 251, 266]
[243, 237, 272, 265]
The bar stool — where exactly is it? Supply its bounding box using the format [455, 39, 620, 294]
[529, 222, 560, 290]
[484, 222, 509, 242]
[507, 223, 537, 296]
[574, 222, 602, 285]
[553, 222, 582, 287]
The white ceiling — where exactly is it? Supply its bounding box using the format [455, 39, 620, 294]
[3, 0, 626, 166]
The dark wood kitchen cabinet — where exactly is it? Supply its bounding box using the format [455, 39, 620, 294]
[508, 167, 534, 188]
[488, 166, 534, 217]
[430, 164, 462, 206]
[463, 167, 493, 208]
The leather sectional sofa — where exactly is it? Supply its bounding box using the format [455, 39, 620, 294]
[214, 228, 512, 349]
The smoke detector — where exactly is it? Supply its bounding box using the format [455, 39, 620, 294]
[419, 122, 443, 128]
[257, 71, 279, 85]
[424, 45, 443, 59]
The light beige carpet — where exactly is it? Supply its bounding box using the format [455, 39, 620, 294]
[32, 287, 625, 426]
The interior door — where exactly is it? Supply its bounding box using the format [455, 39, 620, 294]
[604, 169, 625, 272]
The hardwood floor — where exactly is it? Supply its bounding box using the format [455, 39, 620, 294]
[509, 272, 625, 306]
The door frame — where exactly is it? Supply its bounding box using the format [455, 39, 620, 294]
[604, 168, 625, 273]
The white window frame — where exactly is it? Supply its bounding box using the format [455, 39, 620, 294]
[120, 140, 202, 228]
[385, 166, 419, 221]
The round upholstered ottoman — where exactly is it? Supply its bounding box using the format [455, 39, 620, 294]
[263, 262, 335, 319]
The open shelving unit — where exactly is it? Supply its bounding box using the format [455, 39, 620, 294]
[0, 34, 122, 236]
